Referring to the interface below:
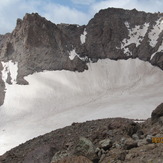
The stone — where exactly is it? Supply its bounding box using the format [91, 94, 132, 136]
[123, 138, 138, 150]
[117, 151, 126, 161]
[99, 138, 112, 150]
[125, 122, 139, 136]
[137, 139, 148, 147]
[132, 134, 139, 140]
[73, 137, 96, 161]
[159, 116, 163, 125]
[51, 150, 70, 162]
[51, 155, 93, 163]
[113, 142, 121, 149]
[146, 135, 152, 143]
[144, 144, 156, 151]
[0, 62, 5, 105]
[99, 154, 106, 162]
[125, 153, 134, 160]
[151, 103, 163, 124]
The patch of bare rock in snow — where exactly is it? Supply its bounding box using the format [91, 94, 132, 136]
[121, 22, 149, 56]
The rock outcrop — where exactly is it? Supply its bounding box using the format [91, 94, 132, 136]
[51, 156, 93, 163]
[0, 13, 87, 84]
[0, 8, 163, 105]
[151, 103, 163, 124]
[0, 7, 163, 162]
[0, 62, 5, 105]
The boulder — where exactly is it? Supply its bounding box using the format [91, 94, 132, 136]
[146, 135, 152, 143]
[51, 150, 70, 163]
[123, 138, 138, 150]
[151, 103, 163, 124]
[51, 155, 93, 163]
[99, 138, 112, 150]
[73, 137, 96, 161]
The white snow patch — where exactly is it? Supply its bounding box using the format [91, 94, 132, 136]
[69, 49, 78, 60]
[0, 59, 163, 154]
[124, 21, 130, 28]
[124, 47, 132, 56]
[134, 120, 145, 123]
[121, 22, 149, 55]
[150, 40, 163, 60]
[69, 49, 88, 61]
[148, 18, 163, 47]
[1, 61, 18, 85]
[80, 28, 87, 44]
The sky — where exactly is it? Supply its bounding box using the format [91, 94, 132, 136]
[0, 0, 163, 34]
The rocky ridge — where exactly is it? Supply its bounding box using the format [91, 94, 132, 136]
[0, 8, 163, 105]
[0, 103, 163, 163]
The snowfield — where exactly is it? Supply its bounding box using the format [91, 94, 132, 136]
[0, 58, 163, 155]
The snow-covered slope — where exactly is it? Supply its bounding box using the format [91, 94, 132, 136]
[0, 58, 163, 155]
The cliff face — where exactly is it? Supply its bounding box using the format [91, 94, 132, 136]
[0, 8, 163, 84]
[57, 8, 163, 68]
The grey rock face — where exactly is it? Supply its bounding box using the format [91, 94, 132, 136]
[73, 137, 96, 161]
[0, 62, 5, 105]
[151, 103, 163, 124]
[123, 138, 138, 150]
[0, 8, 162, 84]
[51, 155, 93, 163]
[0, 8, 162, 88]
[151, 52, 163, 70]
[99, 138, 112, 150]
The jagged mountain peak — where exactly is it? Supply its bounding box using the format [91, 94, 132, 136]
[0, 8, 163, 86]
[13, 13, 60, 47]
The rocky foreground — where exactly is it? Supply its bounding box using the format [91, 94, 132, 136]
[0, 103, 162, 163]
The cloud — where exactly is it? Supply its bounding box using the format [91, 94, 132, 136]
[91, 0, 163, 13]
[0, 0, 90, 34]
[71, 0, 95, 5]
[0, 0, 41, 34]
[0, 0, 163, 34]
[41, 3, 90, 25]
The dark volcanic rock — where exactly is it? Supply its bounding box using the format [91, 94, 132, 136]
[151, 103, 163, 124]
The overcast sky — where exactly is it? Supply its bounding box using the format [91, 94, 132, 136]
[0, 0, 163, 34]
